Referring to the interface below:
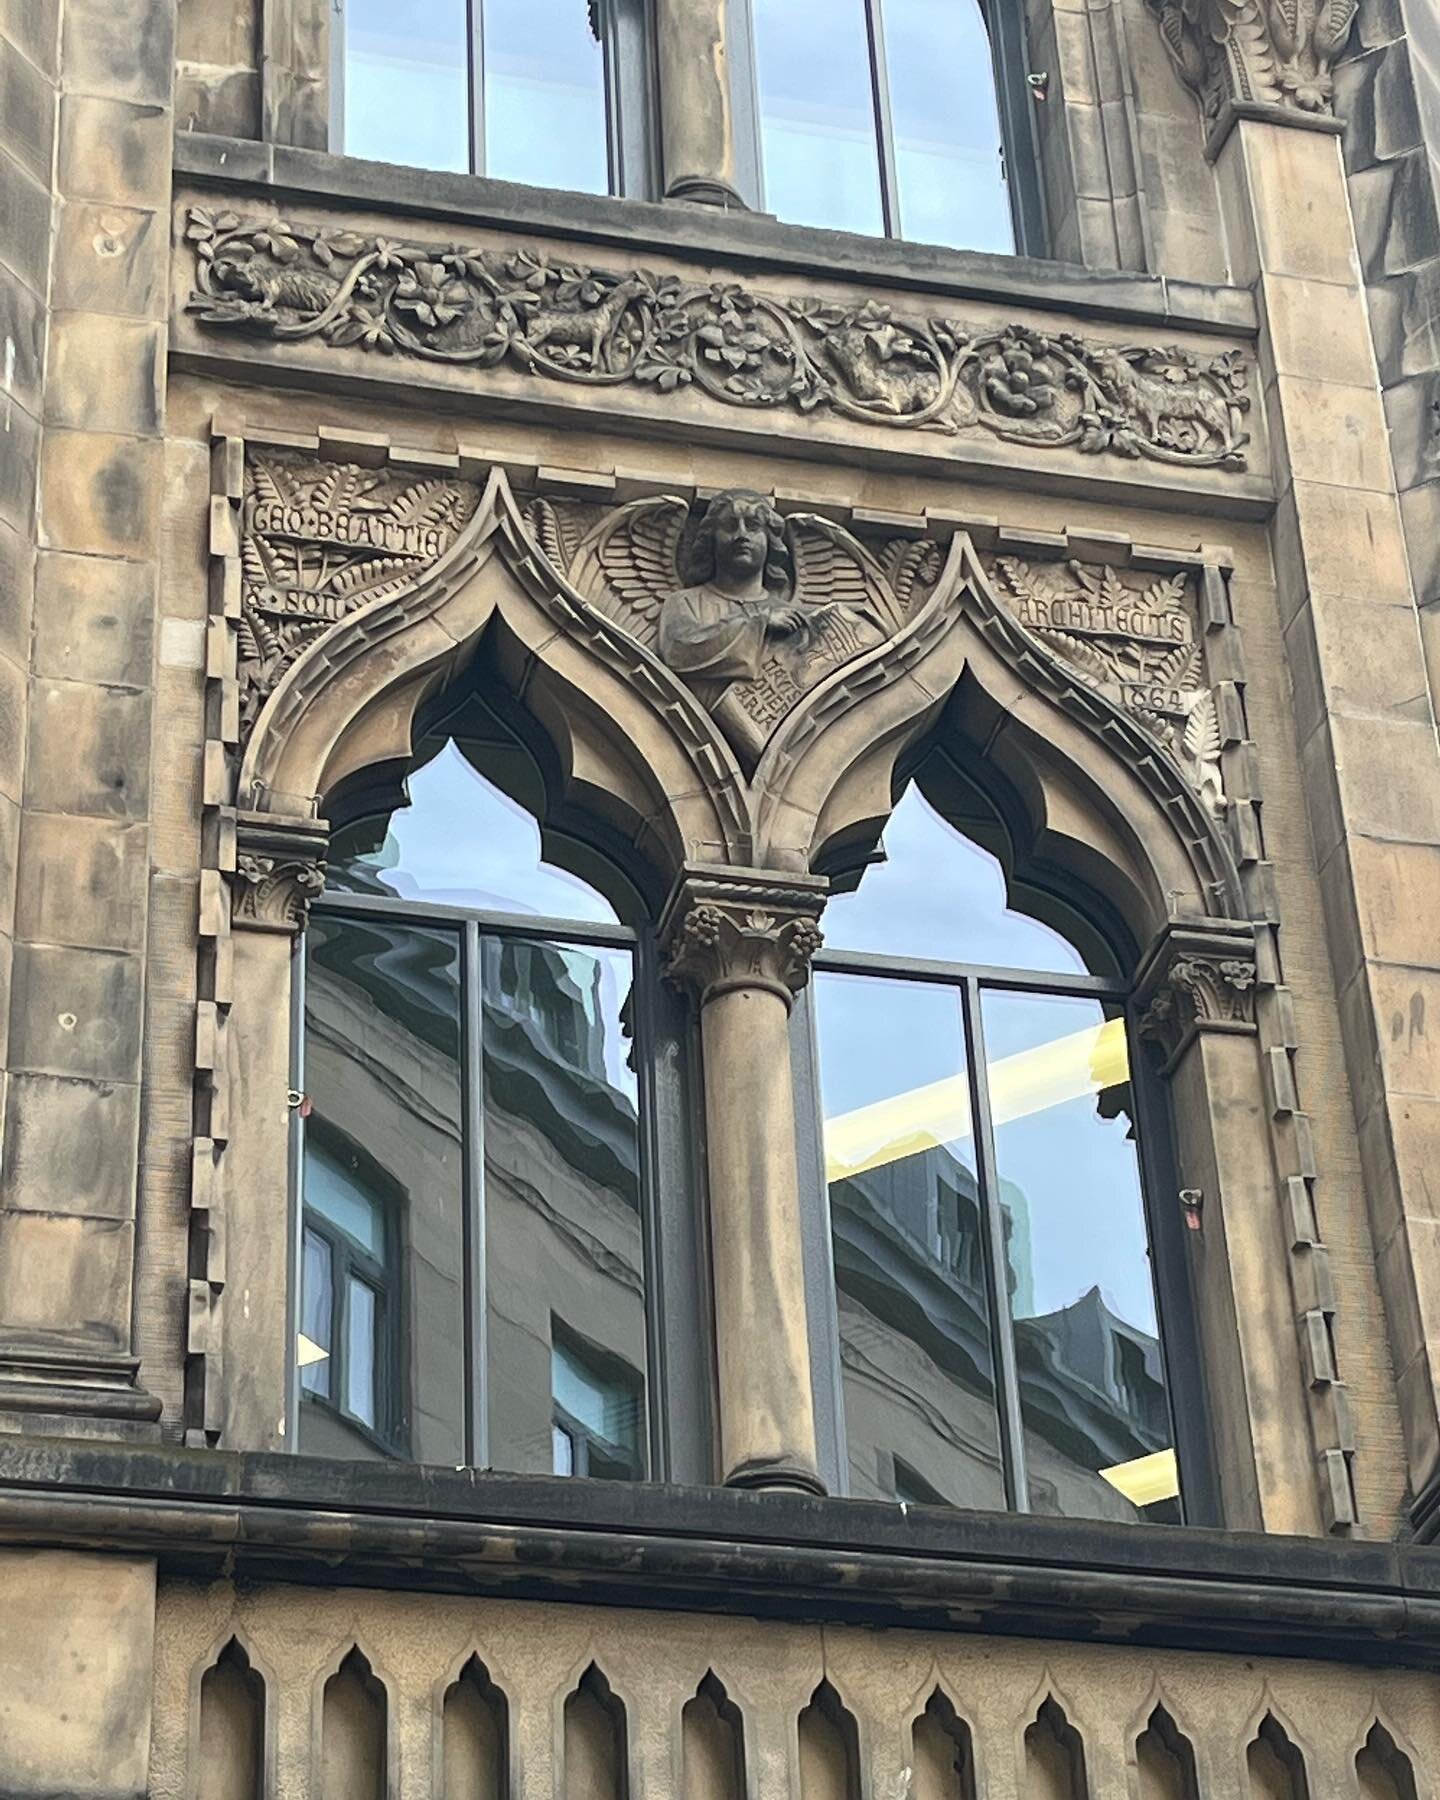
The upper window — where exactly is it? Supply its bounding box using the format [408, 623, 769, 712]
[750, 0, 1016, 251]
[337, 0, 656, 198]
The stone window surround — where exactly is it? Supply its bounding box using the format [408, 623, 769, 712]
[187, 417, 1350, 1542]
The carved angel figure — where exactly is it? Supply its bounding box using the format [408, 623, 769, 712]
[549, 488, 910, 766]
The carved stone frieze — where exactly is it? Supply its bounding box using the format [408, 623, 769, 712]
[231, 814, 329, 932]
[238, 449, 479, 734]
[1135, 922, 1258, 1065]
[660, 866, 828, 1008]
[185, 209, 1252, 470]
[983, 555, 1226, 817]
[1149, 0, 1356, 121]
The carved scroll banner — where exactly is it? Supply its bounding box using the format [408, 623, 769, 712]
[184, 209, 1253, 473]
[981, 555, 1225, 818]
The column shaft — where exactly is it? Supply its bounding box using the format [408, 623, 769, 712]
[654, 0, 746, 207]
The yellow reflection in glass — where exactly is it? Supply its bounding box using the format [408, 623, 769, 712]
[824, 1015, 1129, 1182]
[1098, 1445, 1179, 1506]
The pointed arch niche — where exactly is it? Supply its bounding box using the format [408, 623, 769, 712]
[201, 448, 1332, 1532]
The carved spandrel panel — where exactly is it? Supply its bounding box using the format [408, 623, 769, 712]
[184, 209, 1253, 473]
[981, 554, 1226, 818]
[238, 449, 480, 733]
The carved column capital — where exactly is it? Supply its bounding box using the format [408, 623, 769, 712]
[660, 866, 828, 1009]
[1136, 920, 1258, 1067]
[231, 813, 329, 934]
[1149, 0, 1356, 126]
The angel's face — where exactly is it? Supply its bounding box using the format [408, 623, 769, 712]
[712, 502, 770, 579]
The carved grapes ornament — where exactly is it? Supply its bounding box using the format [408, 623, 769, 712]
[185, 209, 1252, 470]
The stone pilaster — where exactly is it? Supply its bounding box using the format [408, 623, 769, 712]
[1214, 111, 1440, 1527]
[661, 864, 826, 1493]
[231, 815, 328, 935]
[0, 0, 176, 1433]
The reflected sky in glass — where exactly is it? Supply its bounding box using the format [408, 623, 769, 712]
[822, 782, 1086, 974]
[754, 0, 885, 235]
[886, 0, 1013, 251]
[983, 991, 1152, 1332]
[333, 740, 621, 924]
[483, 0, 609, 193]
[344, 0, 470, 171]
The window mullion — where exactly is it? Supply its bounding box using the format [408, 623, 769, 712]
[863, 0, 901, 239]
[467, 0, 486, 177]
[286, 936, 309, 1447]
[961, 976, 1031, 1512]
[462, 919, 489, 1468]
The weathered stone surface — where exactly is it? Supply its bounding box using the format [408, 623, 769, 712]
[8, 941, 143, 1082]
[0, 1209, 134, 1348]
[1, 1072, 141, 1217]
[32, 551, 155, 687]
[58, 94, 169, 206]
[0, 30, 56, 185]
[39, 430, 164, 558]
[15, 813, 148, 950]
[51, 201, 165, 318]
[0, 1551, 155, 1800]
[46, 312, 164, 433]
[24, 678, 153, 819]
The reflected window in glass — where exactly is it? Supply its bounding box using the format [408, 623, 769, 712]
[295, 695, 662, 1485]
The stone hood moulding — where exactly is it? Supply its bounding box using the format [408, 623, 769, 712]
[223, 445, 1241, 923]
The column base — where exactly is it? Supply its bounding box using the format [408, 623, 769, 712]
[664, 174, 750, 209]
[725, 1455, 828, 1497]
[0, 1347, 161, 1428]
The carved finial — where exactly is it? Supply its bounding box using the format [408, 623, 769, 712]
[660, 866, 828, 1008]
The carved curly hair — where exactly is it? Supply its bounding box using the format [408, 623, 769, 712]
[681, 490, 792, 598]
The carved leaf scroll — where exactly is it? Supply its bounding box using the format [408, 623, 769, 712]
[185, 209, 1253, 472]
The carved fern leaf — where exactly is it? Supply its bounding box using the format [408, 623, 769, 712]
[388, 480, 455, 527]
[1037, 627, 1111, 683]
[878, 538, 943, 615]
[248, 457, 285, 507]
[523, 498, 568, 573]
[331, 553, 415, 597]
[1182, 689, 1222, 762]
[1145, 571, 1189, 612]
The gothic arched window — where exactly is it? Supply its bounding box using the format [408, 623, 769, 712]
[805, 757, 1206, 1522]
[291, 687, 709, 1478]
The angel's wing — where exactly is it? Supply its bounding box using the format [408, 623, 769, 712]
[788, 514, 906, 635]
[567, 495, 689, 650]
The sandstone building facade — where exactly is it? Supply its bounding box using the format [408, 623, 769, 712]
[3, 0, 1440, 1793]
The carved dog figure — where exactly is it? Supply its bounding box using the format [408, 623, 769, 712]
[1091, 348, 1239, 452]
[520, 272, 647, 367]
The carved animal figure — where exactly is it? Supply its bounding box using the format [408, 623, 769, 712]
[519, 273, 647, 368]
[1091, 348, 1239, 452]
[822, 325, 931, 414]
[211, 256, 341, 317]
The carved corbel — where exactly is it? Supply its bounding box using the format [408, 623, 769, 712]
[231, 813, 329, 933]
[1149, 0, 1356, 125]
[660, 866, 828, 1009]
[1135, 919, 1258, 1070]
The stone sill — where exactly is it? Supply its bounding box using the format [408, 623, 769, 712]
[3, 1438, 1439, 1667]
[172, 132, 1258, 340]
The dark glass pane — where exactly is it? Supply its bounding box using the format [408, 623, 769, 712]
[328, 731, 622, 924]
[301, 916, 466, 1463]
[483, 938, 648, 1478]
[753, 0, 885, 234]
[981, 989, 1179, 1522]
[344, 0, 469, 172]
[299, 1228, 333, 1398]
[816, 970, 1006, 1508]
[885, 0, 1013, 252]
[823, 782, 1088, 974]
[484, 0, 609, 194]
